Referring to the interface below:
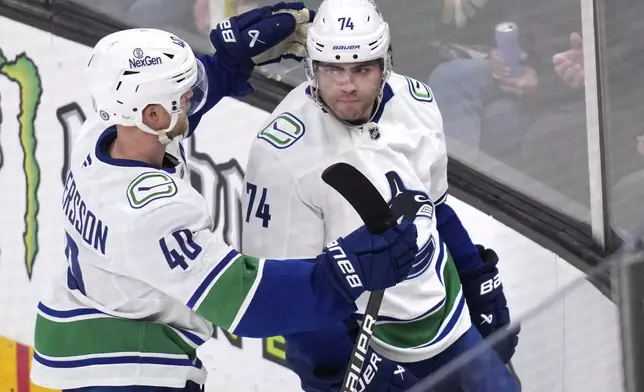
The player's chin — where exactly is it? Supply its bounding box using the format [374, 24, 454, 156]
[171, 119, 190, 138]
[335, 105, 367, 122]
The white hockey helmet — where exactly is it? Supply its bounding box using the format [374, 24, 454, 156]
[306, 0, 392, 89]
[86, 28, 208, 144]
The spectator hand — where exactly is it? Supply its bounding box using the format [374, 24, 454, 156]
[497, 67, 538, 97]
[443, 0, 489, 28]
[192, 0, 211, 37]
[637, 135, 644, 157]
[553, 32, 585, 89]
[490, 49, 537, 97]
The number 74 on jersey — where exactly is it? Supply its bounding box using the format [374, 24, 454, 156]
[245, 182, 271, 228]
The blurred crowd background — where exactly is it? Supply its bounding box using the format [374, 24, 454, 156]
[72, 0, 644, 240]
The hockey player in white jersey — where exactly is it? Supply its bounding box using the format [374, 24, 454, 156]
[30, 5, 421, 392]
[242, 1, 520, 391]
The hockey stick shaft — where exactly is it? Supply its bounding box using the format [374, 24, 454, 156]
[341, 290, 385, 392]
[321, 162, 396, 392]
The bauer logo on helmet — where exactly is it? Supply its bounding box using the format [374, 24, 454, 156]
[333, 45, 361, 50]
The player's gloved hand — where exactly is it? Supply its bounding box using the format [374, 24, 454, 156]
[311, 346, 421, 392]
[318, 221, 417, 304]
[459, 245, 519, 363]
[210, 2, 314, 69]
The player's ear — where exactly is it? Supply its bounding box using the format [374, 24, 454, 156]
[141, 104, 164, 130]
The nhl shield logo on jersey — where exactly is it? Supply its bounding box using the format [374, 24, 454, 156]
[257, 112, 305, 149]
[127, 171, 178, 209]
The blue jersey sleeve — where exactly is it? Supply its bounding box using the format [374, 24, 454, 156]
[186, 53, 255, 137]
[125, 202, 358, 339]
[284, 322, 355, 390]
[435, 202, 484, 273]
[231, 258, 358, 337]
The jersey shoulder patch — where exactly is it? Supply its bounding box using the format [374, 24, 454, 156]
[257, 112, 306, 149]
[127, 171, 178, 209]
[404, 76, 434, 103]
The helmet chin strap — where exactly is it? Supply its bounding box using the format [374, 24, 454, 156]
[136, 112, 180, 145]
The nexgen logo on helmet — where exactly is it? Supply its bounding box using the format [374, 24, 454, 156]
[128, 56, 163, 69]
[86, 28, 209, 145]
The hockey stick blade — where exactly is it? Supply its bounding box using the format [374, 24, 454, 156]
[321, 162, 396, 234]
[321, 162, 396, 392]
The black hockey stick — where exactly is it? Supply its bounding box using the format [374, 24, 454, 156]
[322, 162, 397, 392]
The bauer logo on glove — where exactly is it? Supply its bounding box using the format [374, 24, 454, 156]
[459, 245, 519, 363]
[326, 239, 364, 289]
[210, 2, 316, 68]
[480, 273, 502, 295]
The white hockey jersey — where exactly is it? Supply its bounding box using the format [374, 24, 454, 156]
[31, 119, 214, 389]
[31, 117, 361, 389]
[242, 72, 472, 363]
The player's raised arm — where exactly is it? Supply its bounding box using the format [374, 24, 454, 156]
[124, 201, 417, 337]
[186, 2, 315, 133]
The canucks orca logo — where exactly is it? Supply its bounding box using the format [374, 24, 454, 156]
[386, 171, 437, 280]
[386, 171, 434, 222]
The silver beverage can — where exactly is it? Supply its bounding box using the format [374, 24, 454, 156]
[495, 22, 524, 77]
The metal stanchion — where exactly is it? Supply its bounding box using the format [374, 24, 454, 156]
[615, 231, 644, 392]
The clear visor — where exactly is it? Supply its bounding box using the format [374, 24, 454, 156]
[313, 59, 385, 85]
[186, 59, 209, 116]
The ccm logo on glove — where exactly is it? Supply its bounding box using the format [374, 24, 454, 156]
[326, 240, 363, 288]
[480, 273, 502, 295]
